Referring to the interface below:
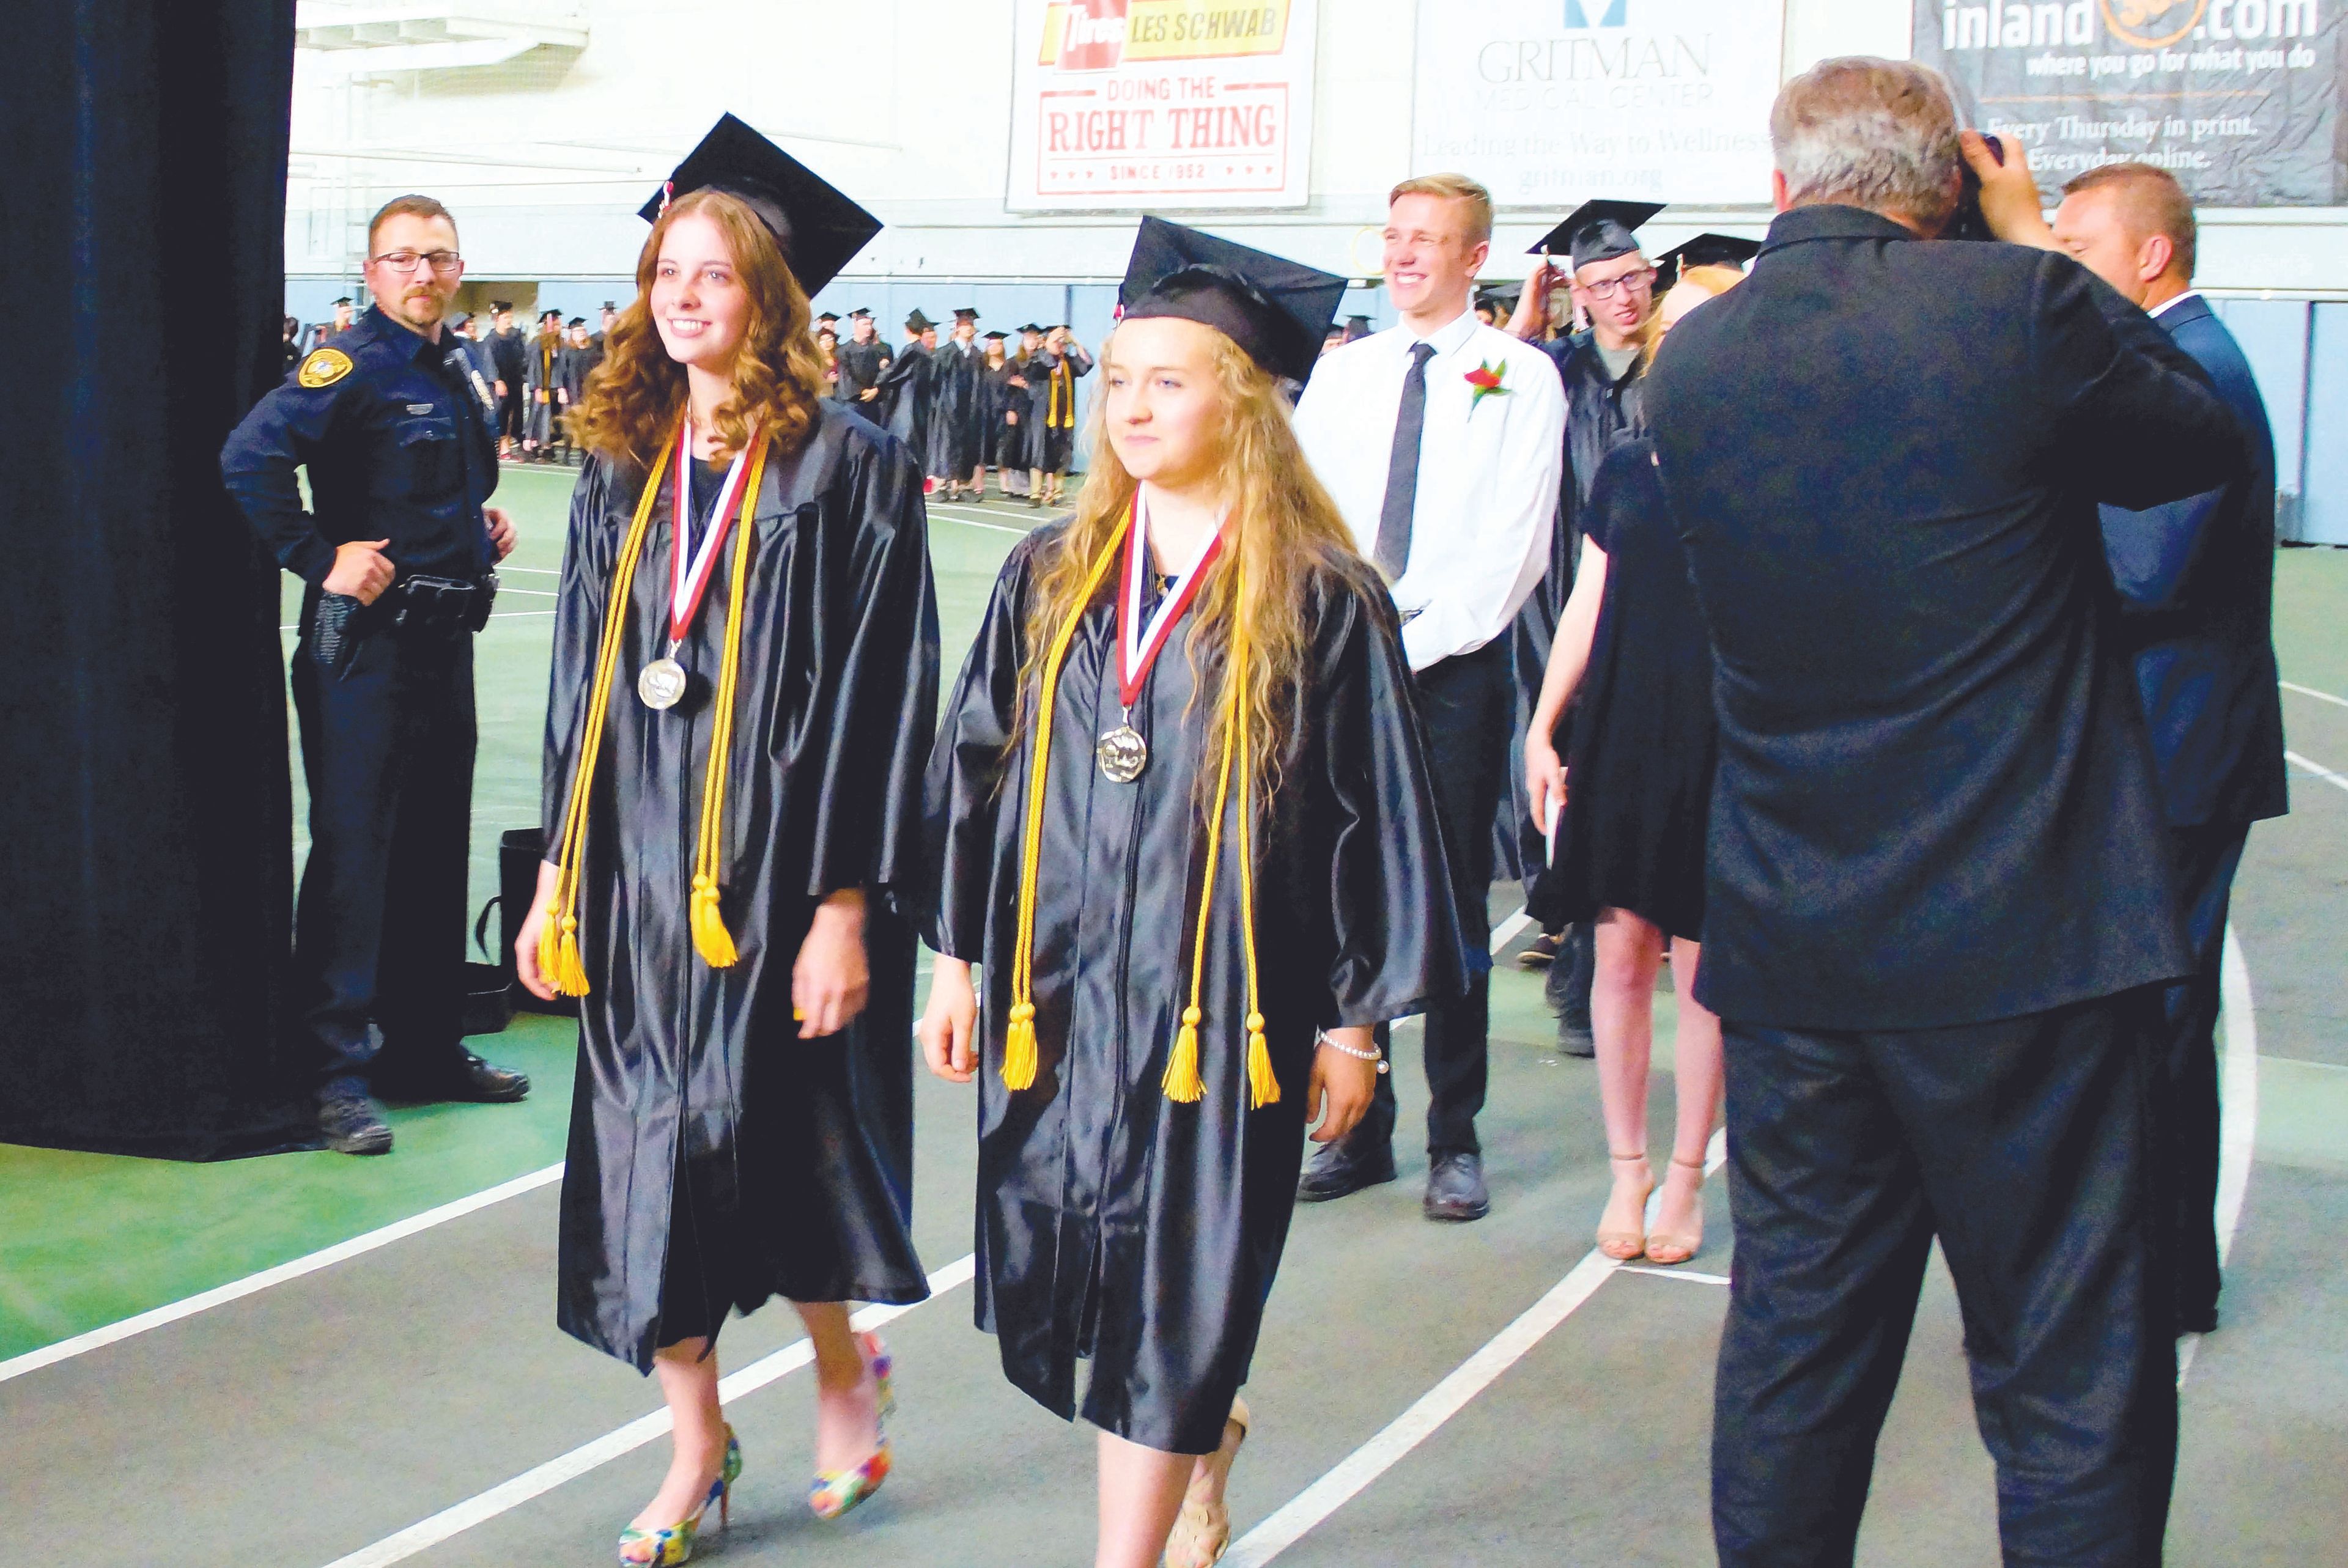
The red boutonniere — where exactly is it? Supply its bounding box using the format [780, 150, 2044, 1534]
[1465, 359, 1511, 413]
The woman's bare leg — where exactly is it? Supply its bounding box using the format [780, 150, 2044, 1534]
[791, 1300, 882, 1471]
[1096, 1429, 1197, 1568]
[1652, 937, 1725, 1251]
[629, 1338, 726, 1544]
[1592, 909, 1668, 1240]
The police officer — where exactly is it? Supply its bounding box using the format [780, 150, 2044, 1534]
[222, 193, 530, 1155]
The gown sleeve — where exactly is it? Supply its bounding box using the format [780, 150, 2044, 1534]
[1311, 560, 1479, 1026]
[803, 432, 942, 905]
[541, 458, 618, 856]
[920, 531, 1046, 962]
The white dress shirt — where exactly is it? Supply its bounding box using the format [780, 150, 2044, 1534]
[1292, 307, 1565, 671]
[2149, 289, 2201, 319]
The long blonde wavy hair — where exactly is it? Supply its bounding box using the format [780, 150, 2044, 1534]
[567, 189, 829, 466]
[1018, 326, 1363, 804]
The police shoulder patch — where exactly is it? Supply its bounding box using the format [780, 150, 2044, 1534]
[298, 347, 355, 389]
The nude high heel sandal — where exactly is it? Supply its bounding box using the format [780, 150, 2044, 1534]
[1163, 1396, 1250, 1568]
[1598, 1152, 1654, 1262]
[1644, 1155, 1707, 1266]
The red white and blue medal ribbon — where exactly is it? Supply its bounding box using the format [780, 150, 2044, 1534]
[1098, 487, 1222, 781]
[638, 417, 760, 710]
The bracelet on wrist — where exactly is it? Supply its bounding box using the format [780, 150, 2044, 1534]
[1316, 1031, 1389, 1072]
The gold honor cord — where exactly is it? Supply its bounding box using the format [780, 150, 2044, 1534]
[539, 424, 770, 995]
[1005, 517, 1275, 1110]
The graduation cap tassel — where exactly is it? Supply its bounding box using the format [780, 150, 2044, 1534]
[540, 437, 676, 996]
[1005, 525, 1129, 1092]
[689, 438, 771, 970]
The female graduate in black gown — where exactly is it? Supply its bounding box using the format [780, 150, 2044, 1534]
[918, 224, 1472, 1568]
[1523, 265, 1738, 1269]
[514, 131, 936, 1564]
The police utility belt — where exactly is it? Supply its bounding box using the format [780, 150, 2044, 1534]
[312, 572, 497, 675]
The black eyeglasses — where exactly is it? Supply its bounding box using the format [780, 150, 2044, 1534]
[1579, 267, 1655, 302]
[371, 249, 463, 274]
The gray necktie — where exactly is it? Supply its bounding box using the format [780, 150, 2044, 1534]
[1375, 342, 1437, 580]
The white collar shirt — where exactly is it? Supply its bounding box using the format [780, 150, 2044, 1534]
[1293, 308, 1566, 671]
[2149, 289, 2201, 320]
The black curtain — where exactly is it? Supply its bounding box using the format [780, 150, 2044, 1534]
[0, 1, 311, 1157]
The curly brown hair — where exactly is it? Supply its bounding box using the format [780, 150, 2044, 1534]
[567, 189, 827, 468]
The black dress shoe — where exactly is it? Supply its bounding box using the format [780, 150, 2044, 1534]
[1556, 1023, 1596, 1059]
[319, 1091, 393, 1155]
[1296, 1133, 1398, 1203]
[2177, 1302, 2219, 1336]
[1518, 932, 1561, 970]
[1423, 1152, 1490, 1222]
[378, 1051, 531, 1104]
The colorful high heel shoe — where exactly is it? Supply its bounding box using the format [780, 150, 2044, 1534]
[809, 1332, 895, 1522]
[617, 1426, 742, 1567]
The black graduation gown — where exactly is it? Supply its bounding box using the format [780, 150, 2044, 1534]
[875, 340, 933, 459]
[1530, 438, 1716, 941]
[542, 405, 940, 1371]
[835, 337, 890, 405]
[981, 356, 1027, 467]
[1502, 331, 1649, 886]
[924, 528, 1475, 1454]
[926, 339, 986, 478]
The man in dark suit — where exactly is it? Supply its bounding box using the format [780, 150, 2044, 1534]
[2048, 161, 2289, 1336]
[1642, 58, 2247, 1564]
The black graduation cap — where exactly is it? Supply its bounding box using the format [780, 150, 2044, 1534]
[333, 296, 353, 307]
[847, 307, 873, 320]
[983, 329, 1008, 342]
[539, 307, 563, 321]
[1653, 232, 1763, 291]
[1477, 279, 1526, 314]
[491, 300, 515, 313]
[1529, 200, 1666, 271]
[639, 112, 882, 295]
[567, 316, 586, 327]
[953, 307, 979, 323]
[905, 309, 935, 333]
[1017, 322, 1044, 335]
[601, 300, 617, 310]
[1116, 216, 1347, 386]
[815, 310, 840, 322]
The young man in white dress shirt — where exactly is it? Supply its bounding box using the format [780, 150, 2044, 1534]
[1291, 172, 1568, 1221]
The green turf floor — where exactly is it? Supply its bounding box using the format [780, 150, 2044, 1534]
[1, 510, 2339, 1367]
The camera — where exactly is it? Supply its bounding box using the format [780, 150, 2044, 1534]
[1946, 132, 2007, 241]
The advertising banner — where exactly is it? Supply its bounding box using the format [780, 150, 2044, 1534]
[1914, 1, 2346, 205]
[1007, 0, 1320, 210]
[1410, 1, 1789, 206]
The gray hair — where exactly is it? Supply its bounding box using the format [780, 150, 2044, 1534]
[1770, 57, 1963, 230]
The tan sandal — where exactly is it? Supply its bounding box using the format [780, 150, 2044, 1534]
[1598, 1152, 1653, 1261]
[1644, 1155, 1707, 1266]
[1163, 1396, 1250, 1568]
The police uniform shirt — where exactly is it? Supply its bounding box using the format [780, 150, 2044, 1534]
[221, 304, 501, 586]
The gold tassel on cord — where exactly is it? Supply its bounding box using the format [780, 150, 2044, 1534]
[686, 436, 770, 968]
[539, 431, 677, 996]
[1004, 520, 1129, 1090]
[1162, 1004, 1205, 1103]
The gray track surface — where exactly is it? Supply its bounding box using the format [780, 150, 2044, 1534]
[7, 699, 2346, 1566]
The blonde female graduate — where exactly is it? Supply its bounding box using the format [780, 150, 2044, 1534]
[918, 219, 1475, 1568]
[513, 117, 937, 1565]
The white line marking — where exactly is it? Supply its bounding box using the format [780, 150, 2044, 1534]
[1617, 1265, 1732, 1286]
[2179, 922, 2261, 1385]
[319, 1255, 978, 1568]
[1488, 907, 1532, 955]
[0, 1164, 564, 1386]
[1221, 1248, 1619, 1568]
[1224, 1128, 1728, 1565]
[928, 507, 1033, 536]
[499, 587, 559, 597]
[2280, 679, 2348, 709]
[500, 565, 561, 575]
[2284, 749, 2348, 795]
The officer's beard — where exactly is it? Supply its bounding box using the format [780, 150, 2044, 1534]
[389, 286, 448, 339]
